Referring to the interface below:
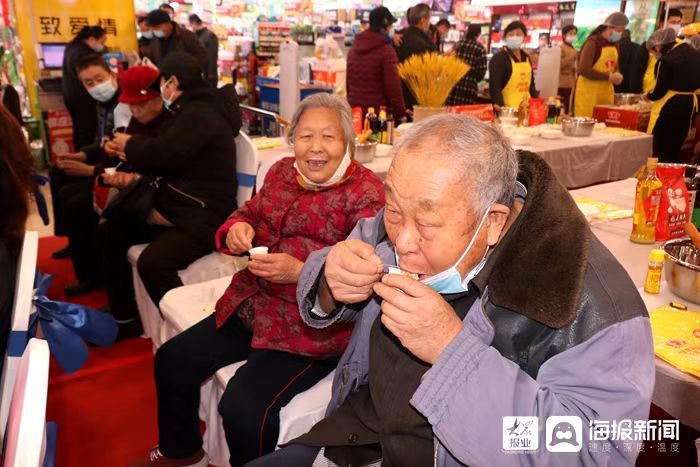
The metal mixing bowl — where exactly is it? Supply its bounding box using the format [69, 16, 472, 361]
[614, 93, 642, 106]
[663, 238, 700, 304]
[354, 140, 378, 164]
[561, 117, 596, 137]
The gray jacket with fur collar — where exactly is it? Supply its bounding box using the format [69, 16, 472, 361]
[296, 151, 655, 466]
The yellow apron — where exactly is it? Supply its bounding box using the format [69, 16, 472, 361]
[501, 50, 532, 109]
[573, 44, 618, 117]
[647, 41, 700, 134]
[647, 89, 700, 134]
[642, 54, 657, 94]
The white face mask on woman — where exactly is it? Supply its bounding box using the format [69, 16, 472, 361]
[565, 34, 576, 44]
[506, 36, 524, 50]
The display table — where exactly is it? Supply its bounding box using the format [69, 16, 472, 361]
[571, 179, 700, 432]
[515, 131, 652, 188]
[252, 131, 652, 189]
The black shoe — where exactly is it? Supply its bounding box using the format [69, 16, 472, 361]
[51, 245, 71, 259]
[116, 319, 144, 341]
[64, 280, 103, 297]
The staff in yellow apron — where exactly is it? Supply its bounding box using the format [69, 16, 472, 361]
[488, 21, 535, 111]
[642, 54, 657, 94]
[573, 12, 629, 118]
[645, 28, 700, 162]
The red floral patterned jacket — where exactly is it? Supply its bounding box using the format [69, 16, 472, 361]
[214, 157, 385, 358]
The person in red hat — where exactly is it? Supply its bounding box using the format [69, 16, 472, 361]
[99, 65, 171, 192]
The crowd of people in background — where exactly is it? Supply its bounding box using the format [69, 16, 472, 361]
[344, 4, 700, 163]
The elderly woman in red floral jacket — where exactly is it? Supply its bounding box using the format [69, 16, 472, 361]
[131, 93, 384, 467]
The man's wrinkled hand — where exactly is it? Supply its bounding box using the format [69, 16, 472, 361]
[104, 140, 126, 159]
[57, 159, 94, 177]
[324, 239, 383, 304]
[102, 171, 139, 189]
[247, 253, 303, 284]
[373, 273, 463, 365]
[226, 222, 255, 254]
[57, 151, 87, 163]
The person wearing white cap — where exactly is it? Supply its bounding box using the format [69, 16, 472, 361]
[573, 12, 628, 117]
[644, 27, 700, 163]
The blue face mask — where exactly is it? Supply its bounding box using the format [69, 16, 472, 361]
[608, 31, 622, 43]
[88, 80, 117, 103]
[419, 209, 490, 294]
[505, 36, 524, 50]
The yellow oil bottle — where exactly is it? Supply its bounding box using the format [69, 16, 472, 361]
[631, 157, 663, 244]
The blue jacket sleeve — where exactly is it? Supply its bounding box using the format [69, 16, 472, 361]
[411, 312, 655, 467]
[297, 215, 381, 328]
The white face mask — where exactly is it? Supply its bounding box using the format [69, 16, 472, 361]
[90, 43, 105, 53]
[153, 29, 166, 39]
[506, 36, 524, 50]
[160, 78, 175, 110]
[565, 34, 576, 44]
[88, 80, 117, 102]
[418, 209, 491, 294]
[669, 24, 682, 34]
[142, 30, 154, 40]
[293, 149, 352, 188]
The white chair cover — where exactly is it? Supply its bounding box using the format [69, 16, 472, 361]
[128, 132, 257, 347]
[160, 279, 335, 467]
[3, 338, 50, 467]
[0, 231, 38, 440]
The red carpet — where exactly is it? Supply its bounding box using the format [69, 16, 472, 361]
[39, 236, 159, 466]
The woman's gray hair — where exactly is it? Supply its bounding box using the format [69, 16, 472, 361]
[286, 93, 356, 156]
[393, 113, 519, 212]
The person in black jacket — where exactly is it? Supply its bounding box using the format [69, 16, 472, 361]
[396, 3, 437, 110]
[189, 14, 219, 88]
[644, 28, 700, 163]
[62, 26, 107, 151]
[147, 9, 209, 74]
[50, 54, 123, 287]
[99, 52, 241, 338]
[615, 29, 644, 93]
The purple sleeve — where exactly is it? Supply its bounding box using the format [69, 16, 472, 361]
[411, 308, 655, 467]
[297, 214, 382, 328]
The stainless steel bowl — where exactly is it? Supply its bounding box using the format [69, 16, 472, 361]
[499, 107, 519, 119]
[561, 117, 596, 137]
[354, 140, 378, 164]
[614, 93, 642, 106]
[663, 238, 700, 304]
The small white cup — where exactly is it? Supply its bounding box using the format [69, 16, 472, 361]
[248, 246, 269, 256]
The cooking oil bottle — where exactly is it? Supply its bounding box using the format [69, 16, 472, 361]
[631, 157, 663, 244]
[643, 249, 665, 294]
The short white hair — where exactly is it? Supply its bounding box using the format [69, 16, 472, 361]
[393, 114, 519, 212]
[287, 94, 356, 156]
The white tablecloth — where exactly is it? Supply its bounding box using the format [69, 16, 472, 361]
[254, 132, 652, 189]
[516, 132, 652, 188]
[570, 179, 700, 431]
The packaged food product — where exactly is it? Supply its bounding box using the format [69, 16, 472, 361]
[656, 164, 690, 242]
[527, 98, 547, 126]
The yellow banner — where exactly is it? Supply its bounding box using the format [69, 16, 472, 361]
[31, 0, 137, 53]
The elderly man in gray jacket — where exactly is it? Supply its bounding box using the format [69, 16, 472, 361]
[247, 114, 655, 467]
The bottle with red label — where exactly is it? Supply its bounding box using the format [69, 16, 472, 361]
[631, 157, 663, 244]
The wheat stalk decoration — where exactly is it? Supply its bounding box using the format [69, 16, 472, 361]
[398, 53, 470, 108]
